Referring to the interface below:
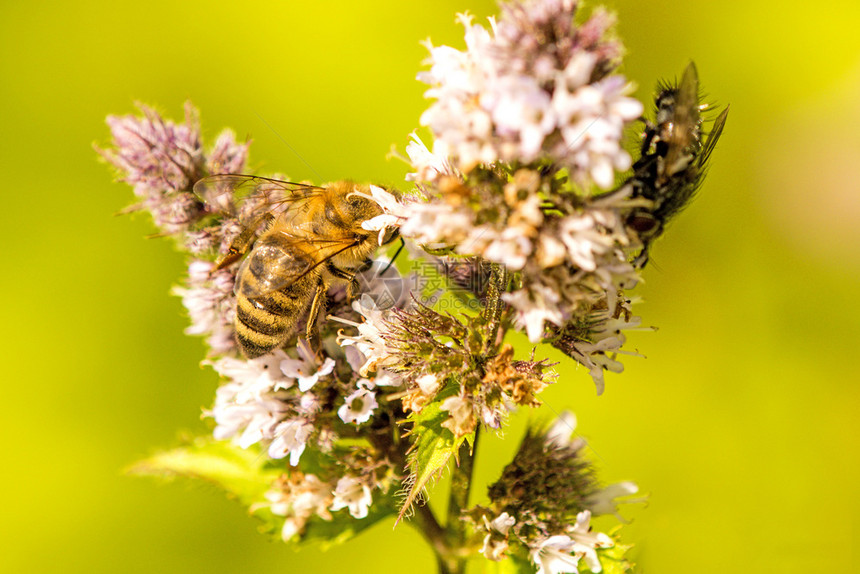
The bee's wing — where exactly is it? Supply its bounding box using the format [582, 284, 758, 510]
[698, 106, 729, 167]
[663, 62, 701, 171]
[237, 234, 360, 298]
[193, 174, 326, 218]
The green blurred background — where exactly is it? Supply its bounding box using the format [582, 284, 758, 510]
[2, 0, 859, 572]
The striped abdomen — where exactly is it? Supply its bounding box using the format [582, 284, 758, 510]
[233, 234, 320, 358]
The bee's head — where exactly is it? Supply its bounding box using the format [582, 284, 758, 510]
[336, 182, 401, 247]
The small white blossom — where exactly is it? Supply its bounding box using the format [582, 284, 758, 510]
[265, 473, 333, 542]
[338, 387, 378, 425]
[335, 295, 399, 376]
[502, 285, 565, 342]
[530, 534, 583, 574]
[529, 514, 613, 574]
[568, 510, 614, 573]
[268, 419, 313, 465]
[416, 373, 440, 396]
[399, 201, 475, 248]
[440, 394, 476, 437]
[330, 475, 373, 519]
[558, 214, 615, 272]
[480, 512, 517, 561]
[482, 227, 534, 270]
[586, 481, 643, 521]
[372, 369, 404, 387]
[360, 184, 407, 244]
[544, 411, 580, 449]
[280, 339, 335, 392]
[405, 133, 455, 182]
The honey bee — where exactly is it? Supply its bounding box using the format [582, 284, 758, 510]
[193, 175, 400, 358]
[606, 62, 729, 268]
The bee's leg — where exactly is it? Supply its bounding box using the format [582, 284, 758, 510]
[213, 213, 275, 272]
[305, 280, 328, 352]
[327, 262, 360, 301]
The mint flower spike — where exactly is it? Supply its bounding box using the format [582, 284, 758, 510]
[475, 411, 637, 572]
[399, 0, 651, 391]
[97, 102, 249, 236]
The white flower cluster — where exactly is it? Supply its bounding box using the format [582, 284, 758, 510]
[265, 473, 332, 541]
[206, 338, 403, 465]
[528, 511, 613, 574]
[387, 152, 646, 390]
[376, 0, 655, 392]
[418, 1, 641, 187]
[264, 471, 377, 541]
[336, 295, 401, 376]
[205, 342, 330, 464]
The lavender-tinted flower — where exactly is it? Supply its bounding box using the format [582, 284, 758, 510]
[206, 129, 250, 176]
[172, 260, 238, 355]
[100, 102, 203, 194]
[98, 102, 249, 236]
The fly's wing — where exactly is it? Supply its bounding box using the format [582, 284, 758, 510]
[663, 62, 701, 177]
[193, 174, 326, 221]
[236, 233, 361, 298]
[698, 106, 729, 168]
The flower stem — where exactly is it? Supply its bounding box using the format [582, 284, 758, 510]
[445, 426, 480, 561]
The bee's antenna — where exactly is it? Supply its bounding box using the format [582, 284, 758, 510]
[382, 238, 406, 274]
[253, 110, 324, 181]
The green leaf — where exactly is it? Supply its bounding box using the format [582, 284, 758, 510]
[126, 435, 280, 506]
[397, 385, 470, 524]
[483, 555, 534, 574]
[590, 542, 635, 574]
[129, 436, 400, 549]
[300, 496, 399, 549]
